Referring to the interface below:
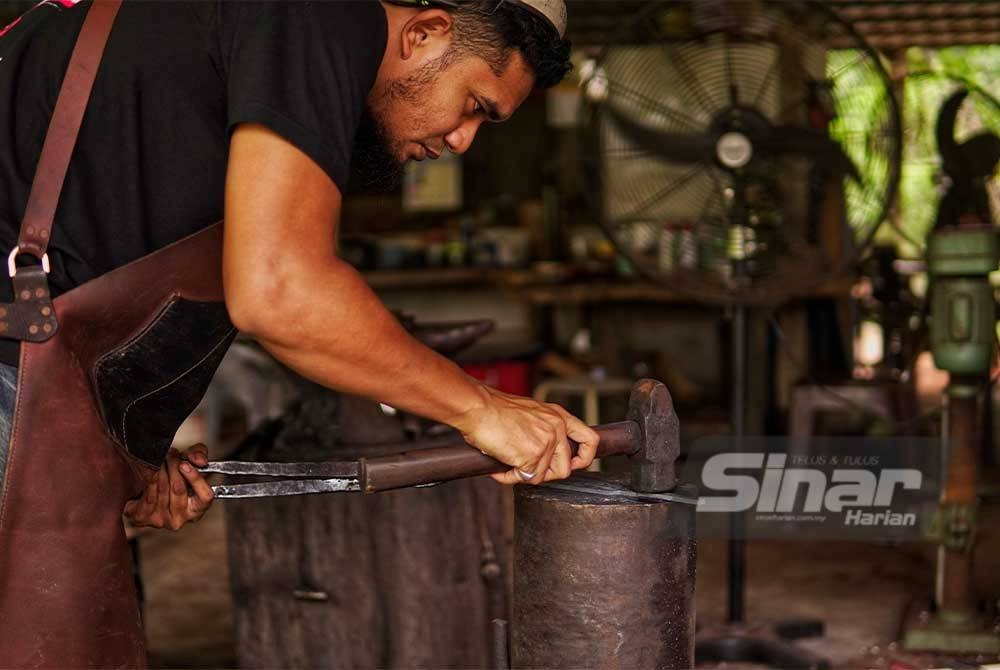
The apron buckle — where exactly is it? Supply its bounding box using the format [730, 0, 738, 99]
[7, 247, 50, 278]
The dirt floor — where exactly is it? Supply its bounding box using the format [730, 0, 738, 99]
[138, 492, 1000, 669]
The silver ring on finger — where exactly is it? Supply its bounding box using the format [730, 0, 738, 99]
[516, 469, 536, 482]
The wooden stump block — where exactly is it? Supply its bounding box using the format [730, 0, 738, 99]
[226, 471, 508, 668]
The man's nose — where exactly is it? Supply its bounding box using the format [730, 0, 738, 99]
[444, 119, 482, 155]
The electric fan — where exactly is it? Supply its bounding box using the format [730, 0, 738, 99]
[575, 2, 903, 666]
[577, 0, 902, 306]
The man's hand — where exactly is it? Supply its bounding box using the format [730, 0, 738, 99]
[451, 384, 600, 485]
[124, 445, 215, 531]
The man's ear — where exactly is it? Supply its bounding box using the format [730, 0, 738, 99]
[400, 9, 454, 60]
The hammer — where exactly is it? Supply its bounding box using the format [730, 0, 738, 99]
[202, 379, 680, 496]
[359, 378, 679, 493]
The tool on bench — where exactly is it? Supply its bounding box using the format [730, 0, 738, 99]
[200, 378, 682, 497]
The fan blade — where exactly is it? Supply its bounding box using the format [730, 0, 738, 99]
[765, 125, 861, 182]
[604, 105, 712, 165]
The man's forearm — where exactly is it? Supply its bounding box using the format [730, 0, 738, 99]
[242, 258, 488, 428]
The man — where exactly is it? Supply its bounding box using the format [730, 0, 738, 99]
[0, 0, 598, 531]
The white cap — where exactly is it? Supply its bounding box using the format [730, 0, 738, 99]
[510, 0, 567, 38]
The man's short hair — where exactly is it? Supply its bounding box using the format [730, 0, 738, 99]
[447, 1, 572, 89]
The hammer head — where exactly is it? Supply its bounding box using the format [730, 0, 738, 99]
[627, 379, 680, 493]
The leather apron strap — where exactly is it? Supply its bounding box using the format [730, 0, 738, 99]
[2, 0, 121, 343]
[0, 3, 234, 665]
[0, 4, 150, 668]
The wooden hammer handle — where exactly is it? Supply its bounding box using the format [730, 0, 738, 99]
[359, 421, 640, 492]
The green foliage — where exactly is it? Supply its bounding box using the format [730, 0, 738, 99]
[829, 46, 1000, 257]
[934, 47, 1000, 95]
[897, 46, 1000, 254]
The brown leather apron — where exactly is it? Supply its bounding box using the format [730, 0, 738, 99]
[0, 2, 234, 666]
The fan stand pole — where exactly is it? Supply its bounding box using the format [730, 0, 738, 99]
[728, 304, 747, 625]
[695, 305, 830, 669]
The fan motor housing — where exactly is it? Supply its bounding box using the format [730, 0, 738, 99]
[928, 225, 999, 378]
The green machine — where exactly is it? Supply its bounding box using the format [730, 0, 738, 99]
[904, 86, 1000, 654]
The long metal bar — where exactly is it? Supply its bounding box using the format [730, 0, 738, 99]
[201, 461, 359, 478]
[212, 478, 361, 499]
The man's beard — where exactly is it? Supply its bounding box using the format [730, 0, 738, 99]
[350, 55, 452, 193]
[350, 106, 406, 193]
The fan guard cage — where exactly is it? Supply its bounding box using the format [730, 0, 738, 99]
[578, 0, 902, 306]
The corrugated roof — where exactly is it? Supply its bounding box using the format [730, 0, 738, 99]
[831, 1, 1000, 48]
[566, 1, 1000, 49]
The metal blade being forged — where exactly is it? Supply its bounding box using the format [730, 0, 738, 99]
[200, 460, 360, 478]
[542, 480, 698, 506]
[211, 477, 362, 499]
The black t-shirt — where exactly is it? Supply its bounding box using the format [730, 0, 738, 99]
[0, 0, 387, 365]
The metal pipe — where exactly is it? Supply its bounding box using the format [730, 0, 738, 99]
[936, 386, 979, 616]
[728, 304, 747, 624]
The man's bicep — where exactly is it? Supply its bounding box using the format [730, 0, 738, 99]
[223, 123, 343, 332]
